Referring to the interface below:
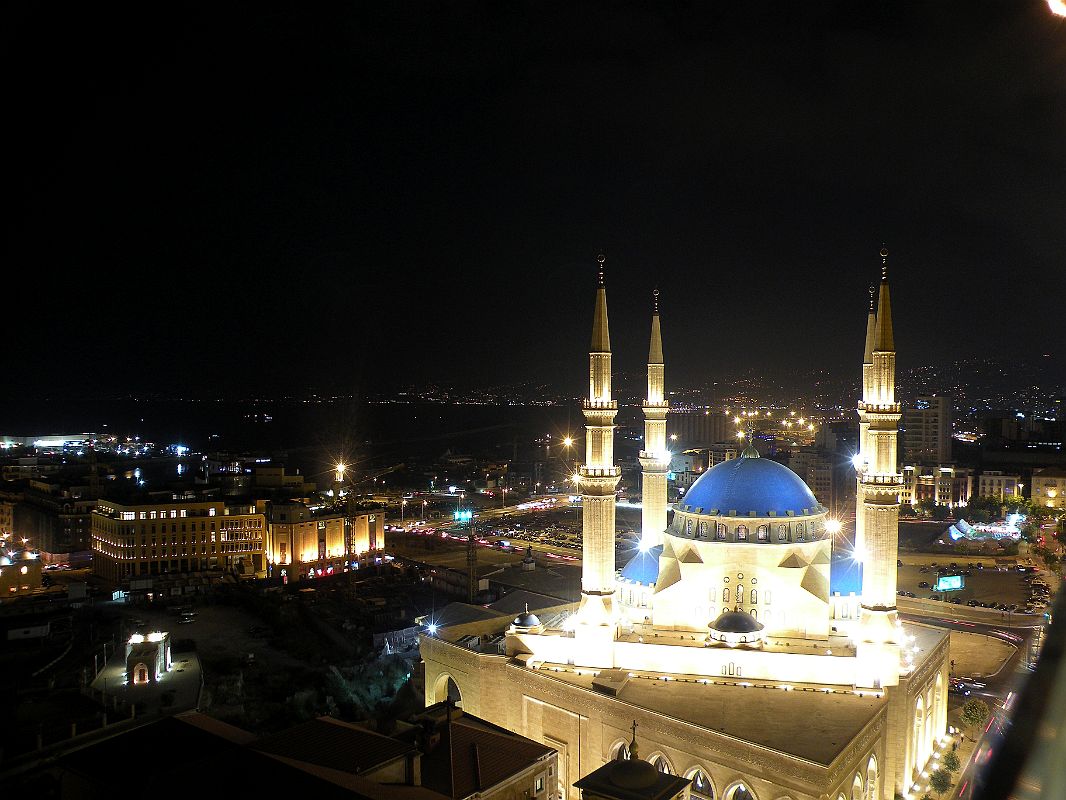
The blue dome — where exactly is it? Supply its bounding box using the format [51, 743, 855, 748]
[830, 545, 863, 595]
[680, 455, 821, 518]
[619, 545, 663, 585]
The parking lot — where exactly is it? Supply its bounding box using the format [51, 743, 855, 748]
[895, 559, 1053, 614]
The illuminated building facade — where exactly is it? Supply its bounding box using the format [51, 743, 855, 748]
[125, 631, 172, 684]
[0, 546, 42, 599]
[976, 470, 1021, 499]
[91, 499, 266, 582]
[899, 465, 973, 508]
[264, 501, 384, 568]
[1032, 466, 1066, 510]
[422, 254, 949, 800]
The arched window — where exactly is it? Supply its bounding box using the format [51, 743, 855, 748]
[723, 588, 730, 603]
[686, 518, 693, 535]
[764, 590, 771, 604]
[736, 525, 748, 540]
[613, 741, 630, 760]
[735, 585, 743, 603]
[700, 521, 708, 537]
[778, 524, 788, 542]
[866, 756, 878, 800]
[651, 754, 673, 774]
[717, 523, 727, 540]
[757, 525, 768, 541]
[796, 522, 805, 540]
[750, 609, 757, 620]
[728, 785, 754, 800]
[851, 774, 864, 800]
[750, 589, 757, 604]
[708, 605, 716, 619]
[689, 769, 714, 800]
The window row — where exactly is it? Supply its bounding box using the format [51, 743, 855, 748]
[678, 518, 820, 542]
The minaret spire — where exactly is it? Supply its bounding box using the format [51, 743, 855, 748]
[591, 254, 611, 353]
[873, 247, 895, 352]
[639, 288, 669, 550]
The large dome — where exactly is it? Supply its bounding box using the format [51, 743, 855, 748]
[680, 452, 822, 518]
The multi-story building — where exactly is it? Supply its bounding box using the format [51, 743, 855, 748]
[1032, 466, 1066, 510]
[667, 410, 731, 448]
[264, 501, 384, 568]
[789, 447, 836, 509]
[92, 498, 267, 583]
[3, 479, 99, 556]
[977, 470, 1021, 499]
[900, 465, 973, 508]
[903, 395, 952, 464]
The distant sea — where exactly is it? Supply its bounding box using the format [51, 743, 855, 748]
[0, 397, 586, 478]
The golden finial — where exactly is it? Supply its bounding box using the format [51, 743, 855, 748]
[653, 287, 660, 314]
[629, 720, 640, 759]
[868, 284, 875, 313]
[880, 245, 888, 282]
[597, 253, 606, 286]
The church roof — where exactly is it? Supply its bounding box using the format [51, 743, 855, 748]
[619, 545, 663, 585]
[680, 455, 822, 518]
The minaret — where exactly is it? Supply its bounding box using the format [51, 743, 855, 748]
[638, 289, 669, 549]
[574, 255, 621, 638]
[855, 247, 903, 687]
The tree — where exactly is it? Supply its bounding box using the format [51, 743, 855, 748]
[961, 698, 991, 741]
[929, 769, 952, 798]
[941, 750, 960, 773]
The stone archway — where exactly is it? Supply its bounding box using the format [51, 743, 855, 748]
[865, 755, 878, 800]
[912, 695, 925, 780]
[431, 672, 463, 707]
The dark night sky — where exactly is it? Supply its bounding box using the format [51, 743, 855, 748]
[8, 2, 1066, 397]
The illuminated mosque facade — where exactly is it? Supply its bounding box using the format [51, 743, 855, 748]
[421, 252, 950, 800]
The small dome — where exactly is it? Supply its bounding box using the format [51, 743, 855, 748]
[681, 455, 821, 518]
[710, 610, 764, 635]
[19, 550, 37, 561]
[608, 758, 660, 790]
[513, 611, 541, 628]
[0, 556, 11, 566]
[619, 545, 663, 585]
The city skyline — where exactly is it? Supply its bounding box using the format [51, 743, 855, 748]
[9, 3, 1066, 397]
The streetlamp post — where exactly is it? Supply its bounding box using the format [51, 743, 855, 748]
[401, 499, 407, 525]
[501, 486, 507, 509]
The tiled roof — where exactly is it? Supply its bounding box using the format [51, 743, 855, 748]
[252, 717, 415, 774]
[420, 714, 554, 799]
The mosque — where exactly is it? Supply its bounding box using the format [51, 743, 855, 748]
[421, 252, 950, 800]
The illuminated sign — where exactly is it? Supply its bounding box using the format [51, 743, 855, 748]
[453, 510, 473, 522]
[935, 575, 964, 592]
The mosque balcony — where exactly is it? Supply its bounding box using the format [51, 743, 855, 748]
[637, 451, 671, 466]
[583, 399, 618, 411]
[642, 400, 669, 410]
[860, 474, 904, 488]
[580, 466, 620, 478]
[857, 401, 901, 414]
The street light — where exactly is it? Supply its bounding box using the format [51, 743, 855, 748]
[501, 487, 508, 509]
[401, 499, 407, 525]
